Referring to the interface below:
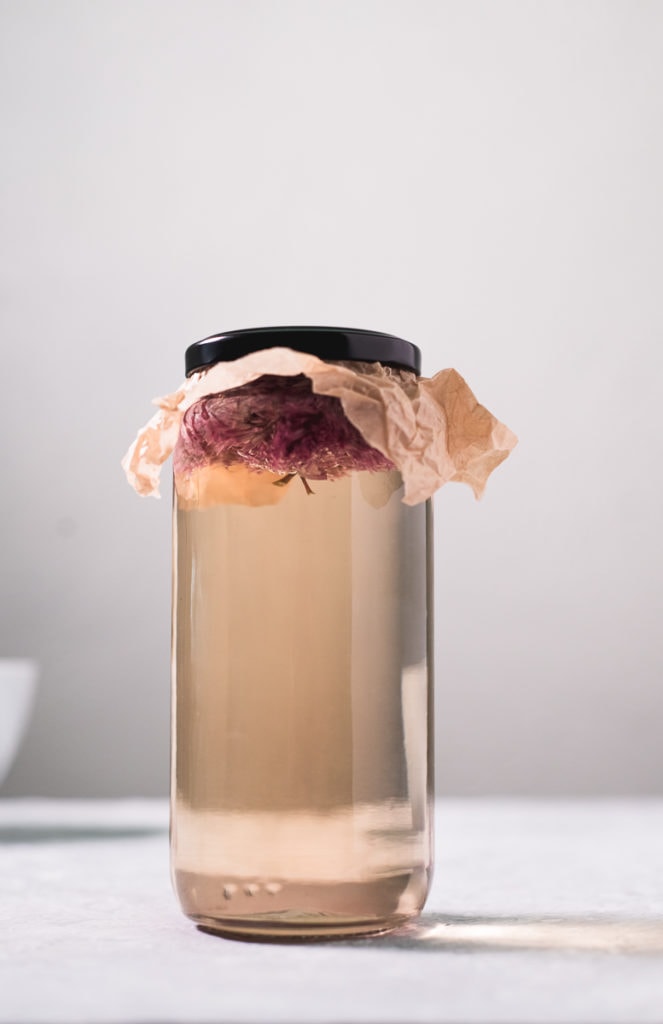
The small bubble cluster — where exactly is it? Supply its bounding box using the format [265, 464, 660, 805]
[222, 881, 283, 900]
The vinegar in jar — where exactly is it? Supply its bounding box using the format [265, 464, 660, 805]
[171, 462, 433, 939]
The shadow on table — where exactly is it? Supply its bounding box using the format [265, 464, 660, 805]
[0, 824, 168, 844]
[348, 913, 663, 955]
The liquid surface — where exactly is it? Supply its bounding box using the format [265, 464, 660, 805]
[171, 468, 433, 937]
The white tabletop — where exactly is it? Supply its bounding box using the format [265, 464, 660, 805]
[1, 798, 662, 1023]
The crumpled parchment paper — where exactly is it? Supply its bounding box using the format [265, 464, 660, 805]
[122, 347, 517, 506]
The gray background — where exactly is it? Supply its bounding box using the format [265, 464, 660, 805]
[1, 0, 661, 797]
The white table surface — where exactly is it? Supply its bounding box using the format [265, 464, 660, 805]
[1, 798, 662, 1024]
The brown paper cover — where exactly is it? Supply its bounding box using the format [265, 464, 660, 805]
[121, 347, 517, 505]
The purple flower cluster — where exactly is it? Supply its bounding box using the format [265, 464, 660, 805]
[174, 374, 394, 481]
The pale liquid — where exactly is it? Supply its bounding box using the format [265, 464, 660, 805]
[171, 468, 433, 938]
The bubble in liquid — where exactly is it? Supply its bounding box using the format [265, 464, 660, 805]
[244, 883, 259, 896]
[265, 882, 283, 896]
[223, 884, 237, 900]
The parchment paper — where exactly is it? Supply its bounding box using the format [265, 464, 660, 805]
[122, 347, 517, 506]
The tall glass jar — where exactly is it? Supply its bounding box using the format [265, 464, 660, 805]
[170, 327, 433, 940]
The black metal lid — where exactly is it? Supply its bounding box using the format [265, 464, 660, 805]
[185, 326, 421, 377]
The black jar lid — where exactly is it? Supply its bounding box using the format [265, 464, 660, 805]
[185, 326, 421, 377]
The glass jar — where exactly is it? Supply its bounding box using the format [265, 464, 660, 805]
[170, 327, 434, 940]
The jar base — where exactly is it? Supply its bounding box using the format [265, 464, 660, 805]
[193, 911, 415, 942]
[174, 866, 429, 942]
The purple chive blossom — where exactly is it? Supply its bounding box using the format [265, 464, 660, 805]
[174, 374, 394, 481]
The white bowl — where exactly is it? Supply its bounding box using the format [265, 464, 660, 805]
[0, 659, 38, 787]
